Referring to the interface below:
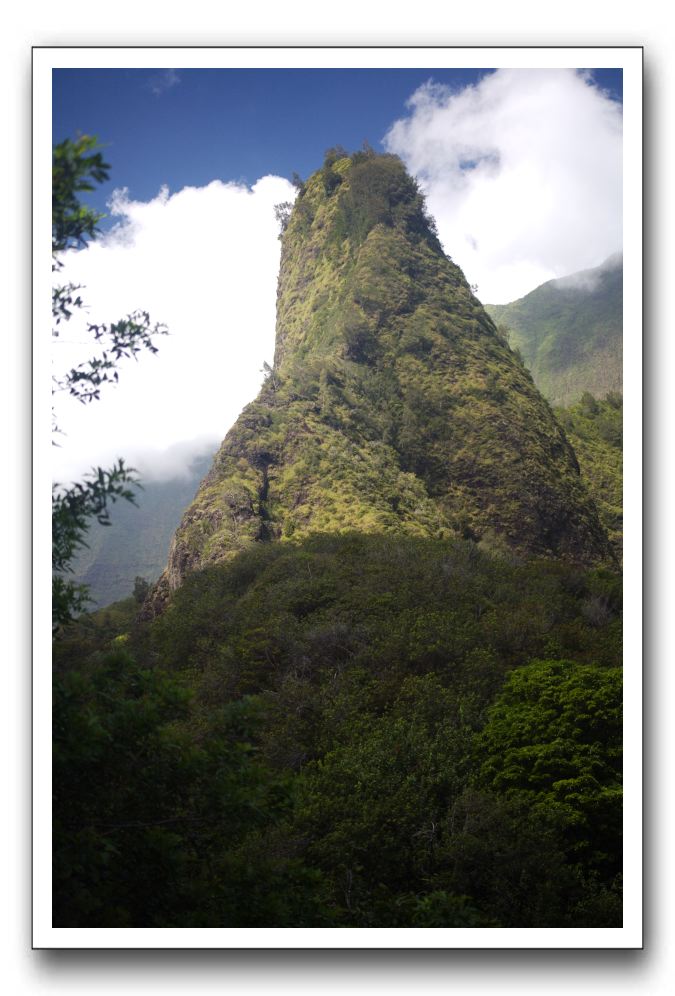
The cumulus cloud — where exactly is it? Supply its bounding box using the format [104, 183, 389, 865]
[384, 69, 622, 304]
[53, 175, 295, 485]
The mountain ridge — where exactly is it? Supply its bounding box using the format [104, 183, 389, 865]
[485, 255, 622, 406]
[71, 451, 213, 608]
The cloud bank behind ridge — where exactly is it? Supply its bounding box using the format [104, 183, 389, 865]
[53, 175, 295, 484]
[384, 68, 622, 304]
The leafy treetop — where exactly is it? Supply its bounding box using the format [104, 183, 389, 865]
[52, 135, 111, 258]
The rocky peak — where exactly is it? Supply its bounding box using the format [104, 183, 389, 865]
[149, 150, 612, 611]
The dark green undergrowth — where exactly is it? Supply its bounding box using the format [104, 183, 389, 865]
[54, 532, 622, 928]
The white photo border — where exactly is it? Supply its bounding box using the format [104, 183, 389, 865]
[34, 45, 643, 950]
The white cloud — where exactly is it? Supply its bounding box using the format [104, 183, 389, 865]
[128, 437, 217, 483]
[551, 250, 623, 293]
[53, 175, 295, 485]
[384, 69, 622, 304]
[149, 68, 181, 96]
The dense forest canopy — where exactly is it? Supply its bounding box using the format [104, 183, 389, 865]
[54, 531, 622, 927]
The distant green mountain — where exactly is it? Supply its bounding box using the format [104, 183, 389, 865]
[485, 255, 622, 407]
[71, 452, 213, 608]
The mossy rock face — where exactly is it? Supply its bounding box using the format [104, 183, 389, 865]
[156, 152, 612, 602]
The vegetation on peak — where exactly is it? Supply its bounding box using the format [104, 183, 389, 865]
[153, 149, 611, 605]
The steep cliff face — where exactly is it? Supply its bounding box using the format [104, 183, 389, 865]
[153, 151, 611, 608]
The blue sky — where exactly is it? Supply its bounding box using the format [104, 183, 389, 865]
[53, 67, 622, 224]
[52, 66, 623, 483]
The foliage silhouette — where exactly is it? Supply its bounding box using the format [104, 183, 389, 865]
[51, 135, 166, 628]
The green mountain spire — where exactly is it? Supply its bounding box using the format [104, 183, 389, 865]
[153, 151, 611, 608]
